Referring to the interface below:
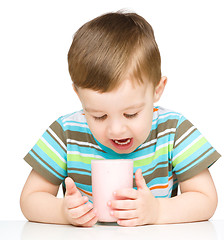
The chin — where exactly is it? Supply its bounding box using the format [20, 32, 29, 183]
[112, 146, 135, 154]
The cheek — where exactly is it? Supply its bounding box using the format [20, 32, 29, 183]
[92, 128, 104, 138]
[134, 112, 153, 136]
[87, 121, 105, 139]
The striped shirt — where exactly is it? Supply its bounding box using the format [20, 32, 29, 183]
[24, 106, 221, 200]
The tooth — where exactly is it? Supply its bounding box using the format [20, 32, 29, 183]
[114, 139, 131, 145]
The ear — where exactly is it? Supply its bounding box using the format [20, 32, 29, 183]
[153, 76, 167, 103]
[72, 83, 80, 97]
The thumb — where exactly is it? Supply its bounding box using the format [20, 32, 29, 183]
[135, 169, 148, 190]
[65, 177, 82, 197]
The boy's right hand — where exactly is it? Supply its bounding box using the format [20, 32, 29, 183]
[62, 177, 98, 227]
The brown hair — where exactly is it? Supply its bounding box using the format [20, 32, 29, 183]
[68, 11, 161, 92]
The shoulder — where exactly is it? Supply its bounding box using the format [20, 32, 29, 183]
[153, 106, 182, 118]
[58, 110, 87, 123]
[46, 110, 91, 141]
[152, 106, 183, 128]
[55, 110, 88, 130]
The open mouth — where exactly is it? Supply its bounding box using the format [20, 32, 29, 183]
[113, 138, 131, 145]
[111, 138, 133, 150]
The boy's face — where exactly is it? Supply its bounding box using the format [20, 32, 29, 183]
[76, 77, 166, 154]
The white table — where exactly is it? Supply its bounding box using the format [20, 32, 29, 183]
[0, 220, 224, 240]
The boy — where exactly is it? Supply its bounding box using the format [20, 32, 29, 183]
[20, 11, 221, 227]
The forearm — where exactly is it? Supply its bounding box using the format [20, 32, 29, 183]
[20, 192, 68, 225]
[155, 191, 217, 224]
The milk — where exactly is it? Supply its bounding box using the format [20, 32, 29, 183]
[91, 159, 133, 222]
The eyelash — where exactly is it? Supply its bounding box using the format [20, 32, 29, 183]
[124, 113, 138, 119]
[93, 115, 107, 121]
[93, 113, 138, 121]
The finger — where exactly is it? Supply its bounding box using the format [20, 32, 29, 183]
[66, 195, 89, 209]
[117, 218, 139, 227]
[135, 169, 148, 190]
[75, 208, 98, 226]
[108, 199, 136, 210]
[114, 188, 138, 200]
[111, 209, 137, 220]
[69, 201, 94, 219]
[81, 215, 98, 227]
[65, 177, 82, 197]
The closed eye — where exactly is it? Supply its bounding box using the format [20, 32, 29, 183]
[93, 115, 107, 121]
[124, 112, 138, 119]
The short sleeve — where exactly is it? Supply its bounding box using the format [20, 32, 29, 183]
[24, 117, 67, 185]
[172, 115, 221, 182]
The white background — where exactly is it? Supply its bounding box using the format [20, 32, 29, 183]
[0, 0, 223, 221]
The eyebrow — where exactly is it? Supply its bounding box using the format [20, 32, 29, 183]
[123, 103, 145, 111]
[84, 108, 104, 113]
[85, 103, 145, 113]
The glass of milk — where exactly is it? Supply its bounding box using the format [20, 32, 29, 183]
[91, 159, 133, 222]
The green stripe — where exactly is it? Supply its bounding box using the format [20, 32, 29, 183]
[134, 144, 173, 167]
[172, 137, 207, 167]
[24, 153, 63, 185]
[37, 139, 67, 170]
[68, 154, 103, 164]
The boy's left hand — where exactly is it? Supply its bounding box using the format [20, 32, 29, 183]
[108, 168, 159, 227]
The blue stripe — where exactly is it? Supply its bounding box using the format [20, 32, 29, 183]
[146, 176, 171, 186]
[68, 144, 104, 156]
[68, 169, 92, 176]
[134, 160, 169, 174]
[68, 161, 92, 171]
[151, 116, 179, 131]
[63, 120, 88, 126]
[173, 148, 215, 175]
[174, 129, 201, 154]
[63, 125, 92, 134]
[43, 132, 66, 160]
[76, 183, 92, 193]
[152, 111, 180, 123]
[138, 134, 175, 155]
[29, 150, 65, 180]
[67, 133, 174, 159]
[32, 144, 67, 176]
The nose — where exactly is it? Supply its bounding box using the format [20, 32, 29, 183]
[107, 118, 127, 138]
